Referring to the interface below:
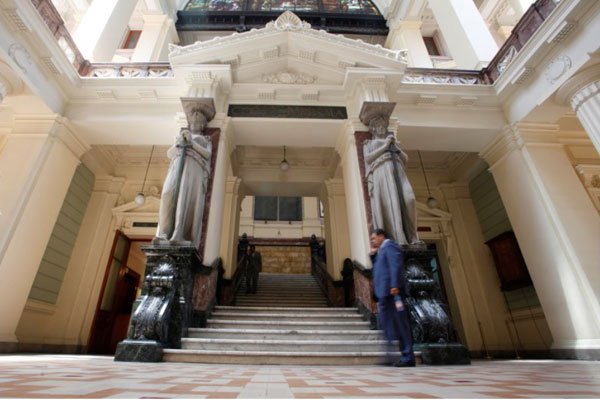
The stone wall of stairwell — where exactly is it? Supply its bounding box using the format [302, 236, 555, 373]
[255, 245, 311, 274]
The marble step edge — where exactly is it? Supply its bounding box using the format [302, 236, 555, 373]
[164, 349, 404, 357]
[211, 312, 361, 319]
[234, 300, 328, 303]
[207, 319, 369, 326]
[188, 328, 378, 335]
[215, 306, 355, 311]
[182, 338, 389, 345]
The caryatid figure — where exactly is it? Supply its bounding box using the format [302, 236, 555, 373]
[153, 99, 214, 249]
[363, 114, 419, 245]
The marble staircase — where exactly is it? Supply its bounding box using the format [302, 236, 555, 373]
[163, 273, 402, 365]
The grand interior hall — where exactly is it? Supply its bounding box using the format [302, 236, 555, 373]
[0, 0, 599, 397]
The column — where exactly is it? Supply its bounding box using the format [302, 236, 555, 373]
[321, 180, 351, 280]
[428, 0, 498, 69]
[131, 13, 178, 62]
[74, 0, 138, 62]
[0, 116, 88, 347]
[203, 118, 232, 265]
[385, 20, 433, 68]
[439, 183, 512, 352]
[558, 67, 600, 156]
[336, 122, 371, 267]
[217, 177, 243, 279]
[480, 123, 600, 358]
[301, 197, 323, 238]
[0, 60, 23, 104]
[507, 0, 535, 16]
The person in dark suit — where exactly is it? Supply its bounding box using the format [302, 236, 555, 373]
[245, 245, 262, 294]
[370, 228, 415, 367]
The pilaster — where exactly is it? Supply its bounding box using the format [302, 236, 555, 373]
[0, 115, 87, 348]
[439, 182, 512, 352]
[73, 0, 138, 61]
[131, 12, 178, 62]
[428, 0, 498, 69]
[480, 123, 600, 359]
[218, 177, 243, 279]
[336, 121, 370, 267]
[204, 116, 232, 265]
[385, 19, 433, 68]
[322, 179, 351, 280]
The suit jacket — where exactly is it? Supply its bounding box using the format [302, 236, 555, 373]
[371, 239, 407, 300]
[247, 252, 262, 272]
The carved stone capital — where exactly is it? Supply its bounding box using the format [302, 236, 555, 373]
[358, 101, 396, 127]
[181, 97, 216, 125]
[480, 123, 561, 167]
[556, 64, 600, 109]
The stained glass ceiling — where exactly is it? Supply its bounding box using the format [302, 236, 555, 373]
[178, 0, 386, 35]
[184, 0, 380, 15]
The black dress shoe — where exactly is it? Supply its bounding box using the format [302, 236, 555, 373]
[393, 360, 416, 367]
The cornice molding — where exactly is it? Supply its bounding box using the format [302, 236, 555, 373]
[480, 122, 562, 167]
[52, 116, 90, 159]
[10, 114, 90, 158]
[93, 176, 126, 194]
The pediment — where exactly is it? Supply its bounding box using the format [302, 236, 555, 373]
[112, 195, 161, 215]
[416, 202, 452, 221]
[169, 11, 407, 86]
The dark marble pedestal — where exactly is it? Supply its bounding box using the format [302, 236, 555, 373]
[114, 340, 163, 362]
[420, 343, 471, 365]
[113, 245, 201, 363]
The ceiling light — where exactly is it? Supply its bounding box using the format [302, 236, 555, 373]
[280, 146, 289, 172]
[135, 145, 155, 205]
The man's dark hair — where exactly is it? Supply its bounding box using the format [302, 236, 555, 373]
[374, 228, 388, 238]
[249, 245, 256, 250]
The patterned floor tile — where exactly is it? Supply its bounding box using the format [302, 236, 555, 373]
[0, 355, 599, 398]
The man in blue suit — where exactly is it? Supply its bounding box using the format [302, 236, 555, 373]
[370, 228, 415, 367]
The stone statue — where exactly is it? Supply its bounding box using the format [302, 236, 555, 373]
[363, 115, 418, 245]
[153, 100, 213, 248]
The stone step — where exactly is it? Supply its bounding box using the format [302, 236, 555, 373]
[235, 293, 324, 298]
[207, 319, 370, 330]
[233, 302, 329, 308]
[214, 306, 358, 314]
[162, 349, 404, 365]
[211, 312, 363, 322]
[234, 299, 328, 305]
[188, 328, 381, 340]
[236, 293, 326, 304]
[180, 338, 390, 352]
[242, 289, 324, 295]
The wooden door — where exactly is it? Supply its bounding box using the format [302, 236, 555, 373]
[87, 231, 133, 354]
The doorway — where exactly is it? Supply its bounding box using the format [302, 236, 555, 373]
[87, 231, 147, 354]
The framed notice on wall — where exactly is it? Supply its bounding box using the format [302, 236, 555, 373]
[485, 231, 532, 291]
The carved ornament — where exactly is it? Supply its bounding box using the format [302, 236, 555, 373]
[262, 71, 316, 84]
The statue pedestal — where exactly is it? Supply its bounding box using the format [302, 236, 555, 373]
[403, 246, 471, 365]
[114, 340, 163, 363]
[419, 343, 471, 365]
[113, 245, 201, 362]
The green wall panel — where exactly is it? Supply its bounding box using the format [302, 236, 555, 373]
[469, 168, 512, 242]
[28, 164, 94, 304]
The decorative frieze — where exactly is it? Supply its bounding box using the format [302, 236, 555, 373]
[262, 71, 316, 84]
[89, 63, 173, 78]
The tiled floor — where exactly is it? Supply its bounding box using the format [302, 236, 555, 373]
[0, 355, 599, 398]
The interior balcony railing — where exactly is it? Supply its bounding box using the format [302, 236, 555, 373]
[30, 0, 559, 84]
